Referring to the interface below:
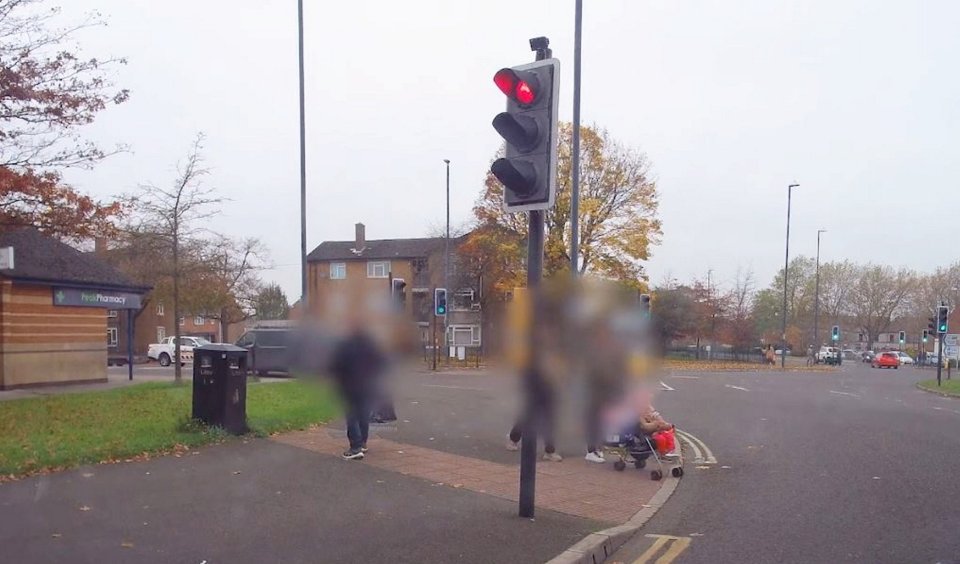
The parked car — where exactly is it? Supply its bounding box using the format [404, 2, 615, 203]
[147, 336, 209, 366]
[842, 349, 858, 360]
[871, 351, 900, 369]
[896, 352, 915, 365]
[774, 348, 792, 356]
[861, 351, 875, 363]
[235, 327, 294, 376]
[816, 346, 839, 364]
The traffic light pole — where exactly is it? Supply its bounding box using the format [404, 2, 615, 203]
[519, 208, 545, 518]
[937, 332, 943, 386]
[519, 39, 552, 520]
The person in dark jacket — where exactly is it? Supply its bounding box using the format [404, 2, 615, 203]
[329, 326, 387, 460]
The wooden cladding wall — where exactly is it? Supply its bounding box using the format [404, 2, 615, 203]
[0, 282, 108, 389]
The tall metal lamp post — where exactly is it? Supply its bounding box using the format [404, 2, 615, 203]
[814, 229, 827, 348]
[781, 183, 800, 368]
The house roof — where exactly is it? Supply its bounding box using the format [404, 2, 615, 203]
[0, 228, 149, 291]
[307, 236, 455, 262]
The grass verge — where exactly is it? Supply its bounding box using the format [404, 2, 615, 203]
[917, 379, 960, 397]
[0, 379, 338, 480]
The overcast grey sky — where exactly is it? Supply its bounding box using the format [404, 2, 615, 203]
[58, 0, 960, 299]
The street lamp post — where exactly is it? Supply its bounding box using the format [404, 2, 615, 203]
[814, 229, 826, 348]
[444, 159, 450, 361]
[781, 183, 799, 368]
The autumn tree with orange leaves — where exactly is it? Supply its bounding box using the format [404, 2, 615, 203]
[0, 0, 128, 240]
[468, 123, 661, 302]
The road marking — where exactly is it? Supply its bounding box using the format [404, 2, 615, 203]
[659, 380, 675, 391]
[724, 384, 750, 392]
[420, 384, 488, 391]
[633, 535, 670, 563]
[829, 390, 861, 398]
[670, 375, 700, 380]
[676, 429, 716, 464]
[633, 535, 693, 564]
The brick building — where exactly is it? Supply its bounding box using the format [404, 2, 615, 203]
[0, 229, 149, 389]
[306, 223, 481, 350]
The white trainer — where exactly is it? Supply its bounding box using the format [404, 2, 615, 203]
[585, 451, 605, 464]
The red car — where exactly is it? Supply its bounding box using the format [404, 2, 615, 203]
[871, 352, 900, 369]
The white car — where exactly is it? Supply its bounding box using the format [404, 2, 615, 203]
[147, 336, 209, 366]
[896, 352, 915, 365]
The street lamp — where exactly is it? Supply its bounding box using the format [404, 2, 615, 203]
[814, 229, 827, 348]
[444, 159, 451, 358]
[781, 183, 799, 368]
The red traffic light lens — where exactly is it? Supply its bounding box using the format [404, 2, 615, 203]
[494, 69, 516, 98]
[493, 68, 537, 105]
[515, 80, 535, 104]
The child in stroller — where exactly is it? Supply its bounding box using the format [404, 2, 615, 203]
[601, 388, 683, 480]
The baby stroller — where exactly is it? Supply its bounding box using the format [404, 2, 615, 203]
[603, 424, 683, 481]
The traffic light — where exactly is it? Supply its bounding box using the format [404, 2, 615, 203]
[938, 305, 949, 333]
[923, 329, 929, 343]
[434, 288, 447, 316]
[391, 278, 407, 308]
[898, 330, 905, 345]
[928, 316, 937, 336]
[490, 58, 560, 212]
[639, 293, 651, 319]
[831, 325, 840, 341]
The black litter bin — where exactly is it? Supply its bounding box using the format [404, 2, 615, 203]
[192, 344, 249, 434]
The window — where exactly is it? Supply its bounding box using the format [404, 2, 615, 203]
[448, 325, 481, 347]
[452, 289, 475, 311]
[156, 302, 164, 316]
[330, 262, 346, 280]
[157, 326, 166, 342]
[107, 327, 118, 347]
[194, 316, 205, 325]
[178, 317, 185, 326]
[367, 261, 389, 278]
[107, 309, 118, 318]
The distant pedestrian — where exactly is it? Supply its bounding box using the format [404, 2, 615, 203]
[329, 322, 387, 460]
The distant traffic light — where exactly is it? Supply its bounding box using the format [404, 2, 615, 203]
[391, 278, 407, 307]
[898, 330, 905, 345]
[639, 293, 651, 319]
[938, 305, 949, 333]
[923, 329, 929, 343]
[434, 288, 447, 316]
[490, 58, 560, 212]
[831, 325, 840, 341]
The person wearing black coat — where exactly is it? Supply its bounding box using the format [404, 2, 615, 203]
[329, 327, 387, 460]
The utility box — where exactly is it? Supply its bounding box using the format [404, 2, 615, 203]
[192, 344, 249, 435]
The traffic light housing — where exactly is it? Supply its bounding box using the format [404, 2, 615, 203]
[831, 325, 840, 342]
[491, 59, 560, 212]
[434, 288, 447, 316]
[391, 278, 407, 308]
[923, 329, 929, 343]
[898, 330, 905, 345]
[928, 317, 937, 336]
[938, 305, 949, 333]
[639, 293, 651, 319]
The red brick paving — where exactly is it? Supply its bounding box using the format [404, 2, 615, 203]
[273, 428, 664, 524]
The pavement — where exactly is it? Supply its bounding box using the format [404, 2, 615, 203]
[609, 361, 960, 563]
[0, 367, 673, 563]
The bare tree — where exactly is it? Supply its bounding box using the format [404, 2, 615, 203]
[848, 265, 916, 347]
[191, 235, 267, 342]
[129, 134, 221, 382]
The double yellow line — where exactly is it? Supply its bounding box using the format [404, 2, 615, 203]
[633, 534, 692, 564]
